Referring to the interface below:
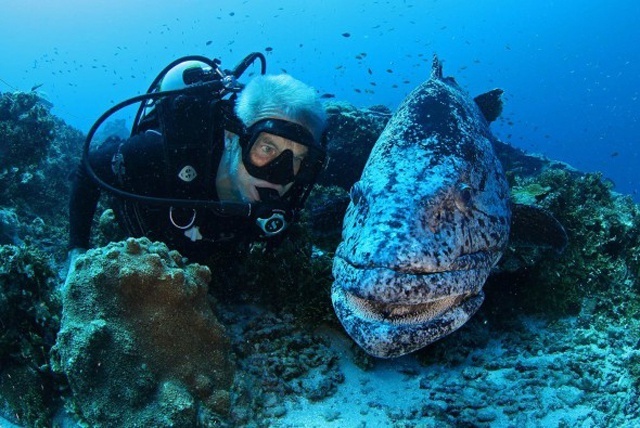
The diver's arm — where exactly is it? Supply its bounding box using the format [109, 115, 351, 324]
[65, 161, 99, 290]
[68, 161, 101, 250]
[68, 131, 164, 250]
[68, 135, 126, 250]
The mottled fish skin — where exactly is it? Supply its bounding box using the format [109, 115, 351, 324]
[331, 57, 511, 358]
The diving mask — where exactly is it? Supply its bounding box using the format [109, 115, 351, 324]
[241, 118, 326, 186]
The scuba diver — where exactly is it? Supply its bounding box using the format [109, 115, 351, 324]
[67, 53, 327, 266]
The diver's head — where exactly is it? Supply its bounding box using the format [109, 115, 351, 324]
[235, 74, 326, 142]
[217, 74, 327, 202]
[235, 74, 327, 186]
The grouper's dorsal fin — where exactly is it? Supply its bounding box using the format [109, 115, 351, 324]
[474, 89, 504, 123]
[509, 203, 568, 253]
[431, 55, 443, 79]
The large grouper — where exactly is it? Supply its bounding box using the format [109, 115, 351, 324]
[332, 56, 515, 358]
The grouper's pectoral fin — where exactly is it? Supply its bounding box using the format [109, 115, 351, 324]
[474, 89, 504, 123]
[509, 203, 568, 253]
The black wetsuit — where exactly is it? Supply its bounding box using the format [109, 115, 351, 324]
[69, 97, 255, 262]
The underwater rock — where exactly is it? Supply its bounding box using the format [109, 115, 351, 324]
[0, 91, 55, 169]
[0, 208, 22, 245]
[491, 169, 640, 316]
[0, 244, 60, 427]
[218, 305, 343, 425]
[0, 91, 84, 262]
[51, 237, 233, 427]
[319, 101, 391, 190]
[96, 208, 126, 246]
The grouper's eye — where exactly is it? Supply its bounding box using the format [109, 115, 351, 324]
[454, 183, 474, 212]
[349, 181, 364, 205]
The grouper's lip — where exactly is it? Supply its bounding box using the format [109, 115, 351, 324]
[333, 250, 498, 304]
[331, 283, 485, 357]
[335, 248, 500, 274]
[332, 250, 498, 324]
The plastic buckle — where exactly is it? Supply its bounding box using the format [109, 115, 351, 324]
[255, 211, 288, 237]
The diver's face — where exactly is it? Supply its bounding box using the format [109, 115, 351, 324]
[216, 132, 298, 203]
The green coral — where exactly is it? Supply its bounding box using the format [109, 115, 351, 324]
[510, 183, 552, 205]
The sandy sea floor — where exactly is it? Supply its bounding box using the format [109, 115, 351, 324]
[271, 312, 639, 427]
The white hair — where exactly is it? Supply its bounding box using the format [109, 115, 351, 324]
[235, 74, 327, 143]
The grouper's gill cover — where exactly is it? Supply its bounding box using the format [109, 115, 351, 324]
[331, 56, 511, 358]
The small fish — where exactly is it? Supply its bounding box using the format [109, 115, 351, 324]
[342, 32, 351, 38]
[320, 93, 336, 99]
[265, 46, 273, 52]
[206, 40, 212, 46]
[30, 83, 44, 91]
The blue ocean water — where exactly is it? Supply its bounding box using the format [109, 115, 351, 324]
[1, 0, 638, 203]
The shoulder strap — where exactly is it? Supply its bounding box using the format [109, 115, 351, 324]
[155, 94, 226, 200]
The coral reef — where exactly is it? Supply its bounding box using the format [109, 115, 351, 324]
[0, 244, 61, 427]
[208, 224, 336, 324]
[0, 91, 55, 168]
[220, 306, 344, 425]
[51, 237, 234, 427]
[0, 97, 638, 426]
[491, 169, 640, 316]
[0, 208, 22, 246]
[319, 101, 390, 190]
[371, 310, 639, 427]
[206, 227, 344, 425]
[0, 91, 84, 262]
[304, 185, 350, 252]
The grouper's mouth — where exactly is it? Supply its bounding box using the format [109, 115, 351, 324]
[331, 252, 494, 358]
[332, 250, 499, 325]
[331, 279, 486, 358]
[341, 290, 469, 325]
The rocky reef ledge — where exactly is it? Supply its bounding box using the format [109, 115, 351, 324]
[51, 237, 233, 427]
